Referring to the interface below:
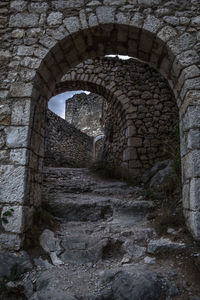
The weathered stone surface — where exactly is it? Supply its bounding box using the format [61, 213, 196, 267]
[10, 1, 27, 12]
[0, 233, 22, 251]
[149, 160, 174, 188]
[9, 82, 33, 97]
[104, 0, 126, 4]
[9, 150, 26, 167]
[147, 238, 186, 254]
[0, 250, 32, 278]
[63, 16, 80, 34]
[40, 229, 63, 265]
[52, 0, 84, 9]
[11, 100, 31, 126]
[47, 12, 63, 26]
[1, 205, 24, 233]
[5, 126, 29, 148]
[9, 13, 39, 27]
[28, 2, 49, 13]
[100, 268, 163, 300]
[0, 165, 26, 204]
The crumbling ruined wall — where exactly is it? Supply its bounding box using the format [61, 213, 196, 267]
[45, 110, 93, 168]
[65, 93, 104, 137]
[0, 0, 200, 248]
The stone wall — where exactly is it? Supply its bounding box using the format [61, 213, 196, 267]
[59, 57, 179, 176]
[1, 0, 200, 246]
[45, 110, 93, 168]
[65, 93, 104, 137]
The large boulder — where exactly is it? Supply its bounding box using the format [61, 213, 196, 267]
[142, 159, 174, 188]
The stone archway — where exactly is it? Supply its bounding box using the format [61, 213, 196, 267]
[1, 2, 200, 249]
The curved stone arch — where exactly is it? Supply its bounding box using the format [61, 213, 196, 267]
[56, 80, 129, 113]
[31, 20, 200, 241]
[55, 78, 129, 167]
[2, 8, 200, 248]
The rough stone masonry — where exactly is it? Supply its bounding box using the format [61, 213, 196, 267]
[0, 0, 200, 249]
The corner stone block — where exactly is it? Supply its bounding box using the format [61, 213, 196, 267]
[11, 99, 31, 126]
[1, 206, 24, 234]
[5, 126, 29, 148]
[183, 150, 200, 179]
[0, 165, 26, 204]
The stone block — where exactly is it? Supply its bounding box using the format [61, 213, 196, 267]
[10, 149, 28, 165]
[52, 0, 84, 9]
[123, 147, 137, 161]
[28, 2, 49, 13]
[96, 6, 115, 24]
[0, 165, 26, 204]
[0, 104, 11, 125]
[104, 0, 126, 4]
[21, 57, 41, 69]
[10, 1, 27, 12]
[168, 33, 196, 56]
[180, 77, 200, 101]
[182, 181, 190, 210]
[187, 129, 200, 149]
[0, 233, 22, 251]
[47, 12, 63, 26]
[181, 90, 200, 114]
[9, 13, 39, 28]
[183, 106, 200, 131]
[189, 178, 200, 211]
[173, 50, 200, 79]
[39, 36, 57, 49]
[179, 65, 200, 87]
[11, 29, 24, 38]
[5, 126, 29, 148]
[183, 150, 200, 179]
[11, 100, 31, 126]
[184, 210, 200, 240]
[138, 0, 162, 5]
[1, 206, 24, 233]
[17, 45, 34, 56]
[157, 25, 177, 43]
[143, 15, 162, 34]
[63, 16, 80, 34]
[128, 137, 143, 147]
[9, 82, 33, 97]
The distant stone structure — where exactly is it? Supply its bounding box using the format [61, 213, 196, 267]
[65, 93, 104, 138]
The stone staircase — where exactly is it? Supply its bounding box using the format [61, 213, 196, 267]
[3, 167, 199, 299]
[28, 167, 199, 299]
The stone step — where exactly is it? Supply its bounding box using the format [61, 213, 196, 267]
[43, 191, 155, 222]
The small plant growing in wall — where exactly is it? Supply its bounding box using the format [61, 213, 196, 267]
[1, 208, 14, 224]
